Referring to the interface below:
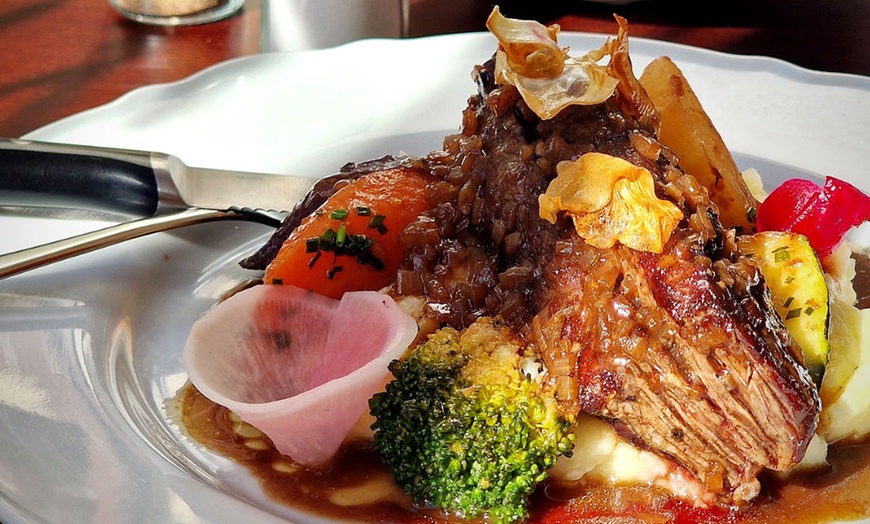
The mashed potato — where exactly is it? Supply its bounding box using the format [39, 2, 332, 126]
[819, 243, 870, 442]
[550, 413, 711, 503]
[745, 167, 870, 444]
[548, 170, 870, 499]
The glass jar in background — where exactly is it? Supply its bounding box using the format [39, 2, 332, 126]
[263, 0, 403, 53]
[261, 0, 491, 53]
[109, 0, 245, 26]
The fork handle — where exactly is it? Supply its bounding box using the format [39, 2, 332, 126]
[0, 208, 277, 279]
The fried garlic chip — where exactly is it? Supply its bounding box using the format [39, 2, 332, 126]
[487, 6, 618, 120]
[486, 5, 565, 78]
[539, 153, 684, 253]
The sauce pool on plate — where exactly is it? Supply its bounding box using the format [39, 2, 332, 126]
[177, 251, 870, 523]
[179, 381, 870, 523]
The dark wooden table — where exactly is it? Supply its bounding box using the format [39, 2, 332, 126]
[1, 0, 868, 138]
[0, 0, 262, 138]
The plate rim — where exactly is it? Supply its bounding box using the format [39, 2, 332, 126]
[24, 31, 870, 144]
[4, 30, 870, 524]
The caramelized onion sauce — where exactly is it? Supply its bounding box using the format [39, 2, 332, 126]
[177, 254, 870, 522]
[178, 385, 433, 523]
[854, 252, 870, 310]
[179, 383, 870, 524]
[532, 445, 870, 524]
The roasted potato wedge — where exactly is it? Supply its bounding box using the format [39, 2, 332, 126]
[640, 56, 758, 233]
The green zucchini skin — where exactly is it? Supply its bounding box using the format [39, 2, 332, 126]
[738, 231, 830, 384]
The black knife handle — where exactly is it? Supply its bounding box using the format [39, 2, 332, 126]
[0, 140, 160, 217]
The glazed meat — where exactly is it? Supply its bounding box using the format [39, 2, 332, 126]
[244, 24, 821, 506]
[533, 232, 819, 504]
[398, 50, 820, 504]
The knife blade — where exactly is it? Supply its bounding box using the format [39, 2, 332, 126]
[0, 138, 316, 216]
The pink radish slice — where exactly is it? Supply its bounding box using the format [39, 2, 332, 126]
[182, 285, 417, 466]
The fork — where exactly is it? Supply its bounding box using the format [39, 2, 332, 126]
[0, 207, 281, 279]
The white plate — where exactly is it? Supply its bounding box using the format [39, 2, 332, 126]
[1, 32, 869, 524]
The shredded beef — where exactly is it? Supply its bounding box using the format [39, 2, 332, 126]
[395, 55, 820, 505]
[246, 39, 821, 506]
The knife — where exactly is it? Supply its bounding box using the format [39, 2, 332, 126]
[0, 138, 316, 216]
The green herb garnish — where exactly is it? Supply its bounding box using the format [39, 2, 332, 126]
[368, 214, 388, 234]
[330, 209, 349, 220]
[305, 226, 383, 272]
[320, 228, 337, 245]
[336, 224, 348, 247]
[306, 237, 320, 253]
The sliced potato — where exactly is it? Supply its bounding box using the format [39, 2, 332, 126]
[817, 243, 870, 442]
[737, 231, 829, 383]
[819, 295, 870, 442]
[640, 56, 758, 233]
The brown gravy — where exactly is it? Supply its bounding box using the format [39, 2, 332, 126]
[854, 252, 870, 310]
[179, 384, 870, 523]
[178, 253, 870, 522]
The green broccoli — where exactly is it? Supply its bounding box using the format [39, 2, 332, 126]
[368, 318, 575, 523]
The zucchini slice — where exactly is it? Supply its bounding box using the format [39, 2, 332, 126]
[737, 231, 830, 384]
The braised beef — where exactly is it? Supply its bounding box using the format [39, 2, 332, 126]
[396, 53, 820, 505]
[245, 37, 821, 507]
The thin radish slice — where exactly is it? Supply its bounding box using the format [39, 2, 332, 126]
[182, 285, 417, 466]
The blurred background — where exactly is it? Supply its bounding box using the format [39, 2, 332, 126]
[402, 0, 870, 77]
[1, 0, 868, 137]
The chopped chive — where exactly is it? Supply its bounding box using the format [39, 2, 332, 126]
[327, 266, 344, 280]
[368, 214, 387, 230]
[774, 249, 790, 263]
[784, 276, 795, 284]
[330, 209, 349, 220]
[786, 308, 802, 320]
[315, 209, 325, 216]
[783, 296, 794, 308]
[336, 224, 347, 247]
[305, 237, 320, 253]
[356, 206, 372, 216]
[355, 234, 374, 249]
[747, 207, 757, 223]
[307, 225, 384, 273]
[271, 278, 283, 285]
[805, 306, 816, 316]
[320, 228, 337, 246]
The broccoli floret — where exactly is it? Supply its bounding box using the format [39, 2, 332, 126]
[369, 318, 575, 523]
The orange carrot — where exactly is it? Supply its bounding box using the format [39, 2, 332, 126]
[264, 167, 433, 299]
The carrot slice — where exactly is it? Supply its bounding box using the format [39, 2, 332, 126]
[264, 167, 433, 299]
